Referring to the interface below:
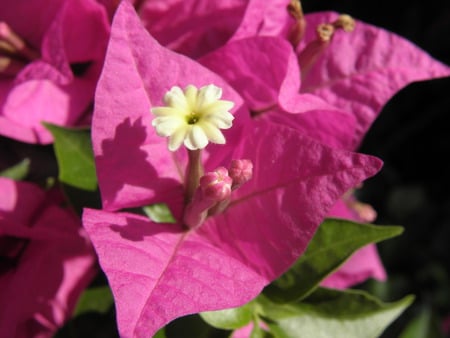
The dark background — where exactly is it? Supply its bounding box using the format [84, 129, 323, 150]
[304, 0, 450, 337]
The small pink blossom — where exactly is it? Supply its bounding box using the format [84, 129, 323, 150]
[0, 178, 97, 338]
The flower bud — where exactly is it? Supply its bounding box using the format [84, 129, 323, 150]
[229, 159, 253, 189]
[184, 167, 232, 229]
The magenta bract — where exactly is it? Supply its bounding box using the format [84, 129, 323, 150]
[83, 2, 383, 337]
[0, 0, 109, 144]
[229, 1, 450, 148]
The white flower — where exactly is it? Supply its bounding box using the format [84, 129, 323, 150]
[151, 84, 235, 151]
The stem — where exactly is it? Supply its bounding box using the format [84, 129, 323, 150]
[297, 24, 334, 81]
[185, 149, 204, 204]
[184, 191, 215, 230]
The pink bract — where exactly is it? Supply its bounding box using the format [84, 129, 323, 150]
[137, 0, 247, 58]
[83, 2, 383, 337]
[0, 0, 109, 144]
[298, 11, 450, 147]
[229, 1, 450, 147]
[99, 0, 248, 58]
[0, 178, 97, 338]
[221, 0, 449, 290]
[199, 35, 357, 150]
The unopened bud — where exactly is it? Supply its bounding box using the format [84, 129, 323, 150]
[200, 167, 232, 200]
[229, 159, 253, 189]
[184, 167, 232, 229]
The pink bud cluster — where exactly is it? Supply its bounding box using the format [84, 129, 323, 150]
[184, 159, 253, 229]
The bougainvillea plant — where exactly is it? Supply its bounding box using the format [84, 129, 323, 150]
[82, 2, 383, 336]
[0, 0, 449, 337]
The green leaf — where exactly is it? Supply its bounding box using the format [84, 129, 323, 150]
[44, 123, 101, 214]
[0, 158, 30, 180]
[74, 286, 115, 316]
[260, 288, 414, 338]
[165, 314, 229, 338]
[143, 203, 177, 223]
[399, 307, 444, 338]
[200, 302, 253, 330]
[264, 218, 404, 303]
[153, 328, 167, 338]
[44, 123, 97, 191]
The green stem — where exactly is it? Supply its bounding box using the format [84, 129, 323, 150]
[185, 149, 204, 204]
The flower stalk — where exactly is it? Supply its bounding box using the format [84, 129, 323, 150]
[287, 0, 306, 48]
[185, 149, 204, 204]
[297, 14, 355, 80]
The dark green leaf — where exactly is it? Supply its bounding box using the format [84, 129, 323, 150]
[0, 158, 30, 180]
[60, 183, 102, 216]
[143, 203, 177, 223]
[200, 302, 253, 330]
[165, 314, 229, 338]
[74, 286, 114, 316]
[264, 218, 404, 303]
[54, 307, 119, 338]
[44, 123, 97, 191]
[44, 123, 101, 214]
[260, 288, 414, 338]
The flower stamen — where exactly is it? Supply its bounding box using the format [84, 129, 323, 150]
[287, 0, 306, 48]
[187, 114, 200, 125]
[342, 186, 377, 223]
[333, 14, 356, 32]
[0, 22, 40, 77]
[316, 23, 335, 43]
[297, 14, 355, 80]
